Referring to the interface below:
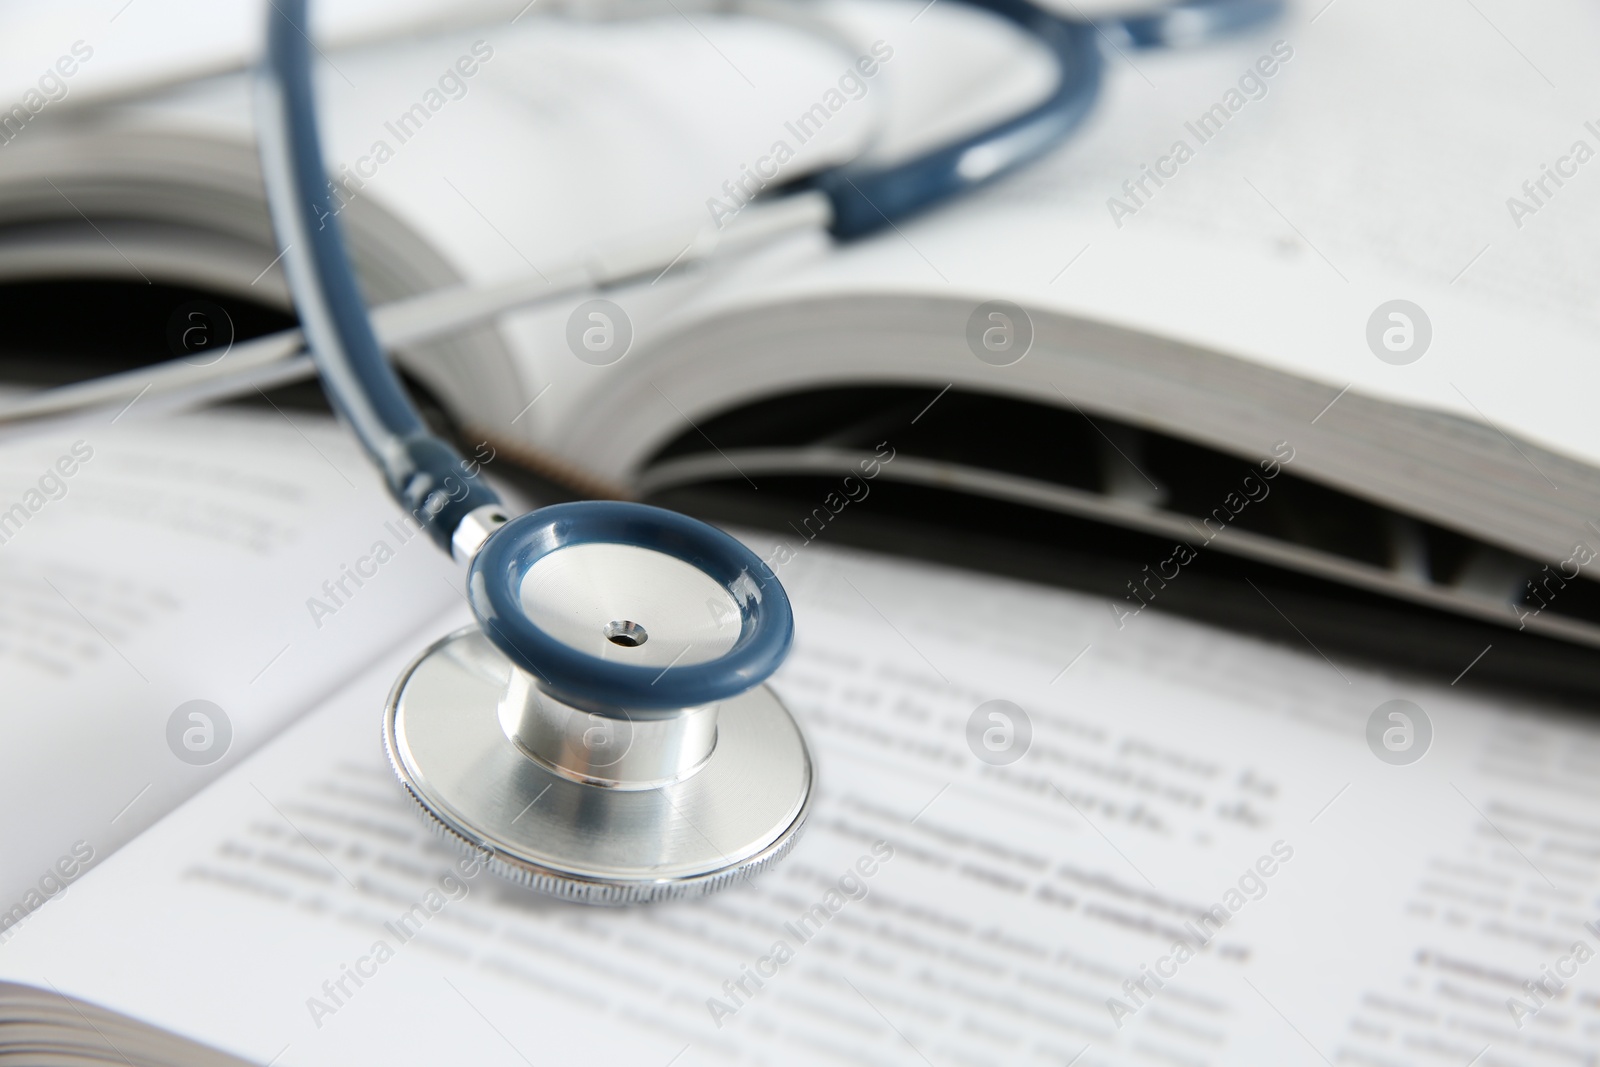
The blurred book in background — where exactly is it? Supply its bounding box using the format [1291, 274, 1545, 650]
[2, 0, 1597, 693]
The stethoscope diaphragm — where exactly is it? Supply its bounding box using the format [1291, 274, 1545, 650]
[385, 502, 812, 904]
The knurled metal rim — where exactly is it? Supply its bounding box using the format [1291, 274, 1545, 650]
[384, 764, 809, 905]
[380, 630, 813, 906]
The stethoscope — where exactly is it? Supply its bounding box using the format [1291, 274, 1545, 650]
[259, 0, 1288, 904]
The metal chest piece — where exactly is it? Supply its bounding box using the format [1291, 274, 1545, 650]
[384, 502, 812, 905]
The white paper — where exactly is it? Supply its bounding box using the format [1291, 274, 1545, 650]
[4, 537, 1597, 1064]
[0, 411, 460, 918]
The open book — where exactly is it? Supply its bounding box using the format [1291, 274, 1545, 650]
[4, 0, 1599, 667]
[4, 409, 1600, 1065]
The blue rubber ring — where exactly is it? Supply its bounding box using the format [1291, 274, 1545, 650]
[467, 501, 793, 716]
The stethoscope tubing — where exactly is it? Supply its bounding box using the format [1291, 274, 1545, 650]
[791, 0, 1282, 237]
[802, 7, 1101, 238]
[259, 0, 503, 552]
[0, 0, 1284, 437]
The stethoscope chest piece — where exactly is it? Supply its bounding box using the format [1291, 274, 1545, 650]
[383, 502, 812, 905]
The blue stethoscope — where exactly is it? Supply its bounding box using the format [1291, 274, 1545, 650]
[257, 0, 1282, 904]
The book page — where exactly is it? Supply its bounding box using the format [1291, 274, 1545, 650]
[3, 535, 1595, 1065]
[516, 0, 1600, 474]
[878, 0, 1600, 471]
[42, 0, 1060, 447]
[0, 410, 460, 924]
[0, 0, 536, 107]
[110, 0, 1047, 284]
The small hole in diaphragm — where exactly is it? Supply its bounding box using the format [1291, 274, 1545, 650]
[605, 620, 648, 647]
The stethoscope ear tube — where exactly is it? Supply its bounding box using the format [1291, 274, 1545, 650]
[256, 0, 500, 551]
[1117, 0, 1284, 49]
[793, 0, 1282, 239]
[804, 3, 1101, 239]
